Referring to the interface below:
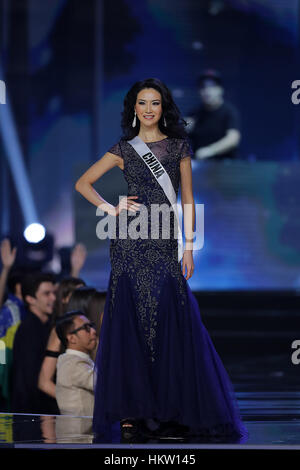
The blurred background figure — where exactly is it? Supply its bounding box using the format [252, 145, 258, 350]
[52, 276, 86, 322]
[0, 239, 27, 411]
[186, 69, 241, 160]
[0, 238, 18, 308]
[56, 243, 88, 280]
[38, 276, 86, 400]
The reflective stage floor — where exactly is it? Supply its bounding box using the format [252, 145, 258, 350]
[0, 407, 300, 449]
[1, 353, 300, 449]
[2, 295, 300, 451]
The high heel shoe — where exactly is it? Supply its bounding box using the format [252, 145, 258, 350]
[120, 418, 139, 440]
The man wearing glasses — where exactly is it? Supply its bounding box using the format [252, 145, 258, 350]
[55, 311, 97, 416]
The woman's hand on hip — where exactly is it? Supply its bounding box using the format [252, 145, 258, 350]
[114, 196, 140, 217]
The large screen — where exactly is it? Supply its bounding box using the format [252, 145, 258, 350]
[74, 159, 300, 291]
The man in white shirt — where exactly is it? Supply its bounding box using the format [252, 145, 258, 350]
[55, 311, 97, 416]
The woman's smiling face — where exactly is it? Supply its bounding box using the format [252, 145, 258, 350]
[135, 88, 163, 127]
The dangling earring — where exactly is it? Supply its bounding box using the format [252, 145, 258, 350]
[132, 111, 137, 128]
[163, 116, 167, 127]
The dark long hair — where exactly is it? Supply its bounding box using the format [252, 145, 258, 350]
[66, 286, 96, 315]
[52, 276, 86, 325]
[121, 78, 187, 140]
[66, 286, 106, 337]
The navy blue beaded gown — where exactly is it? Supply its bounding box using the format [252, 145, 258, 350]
[93, 137, 247, 440]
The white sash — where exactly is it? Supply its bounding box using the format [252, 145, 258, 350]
[127, 136, 184, 262]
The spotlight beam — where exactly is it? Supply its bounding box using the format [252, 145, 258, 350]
[0, 86, 39, 227]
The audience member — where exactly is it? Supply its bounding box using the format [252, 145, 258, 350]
[66, 286, 97, 314]
[70, 243, 87, 278]
[38, 276, 85, 399]
[11, 272, 59, 414]
[52, 276, 86, 326]
[86, 290, 106, 338]
[56, 242, 87, 280]
[0, 238, 17, 308]
[0, 269, 27, 410]
[67, 286, 106, 335]
[66, 287, 106, 359]
[55, 311, 97, 416]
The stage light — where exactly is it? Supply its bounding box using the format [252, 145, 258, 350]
[23, 223, 46, 243]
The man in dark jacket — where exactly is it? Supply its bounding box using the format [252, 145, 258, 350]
[11, 271, 59, 414]
[187, 69, 241, 160]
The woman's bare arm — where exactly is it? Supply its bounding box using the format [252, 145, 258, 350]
[75, 152, 140, 216]
[180, 157, 195, 280]
[38, 327, 61, 398]
[180, 157, 195, 251]
[0, 239, 17, 307]
[75, 152, 122, 216]
[195, 129, 241, 159]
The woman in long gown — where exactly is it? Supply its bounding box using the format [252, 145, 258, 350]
[75, 78, 248, 441]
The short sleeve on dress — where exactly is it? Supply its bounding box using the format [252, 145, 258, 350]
[180, 138, 194, 160]
[107, 141, 123, 159]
